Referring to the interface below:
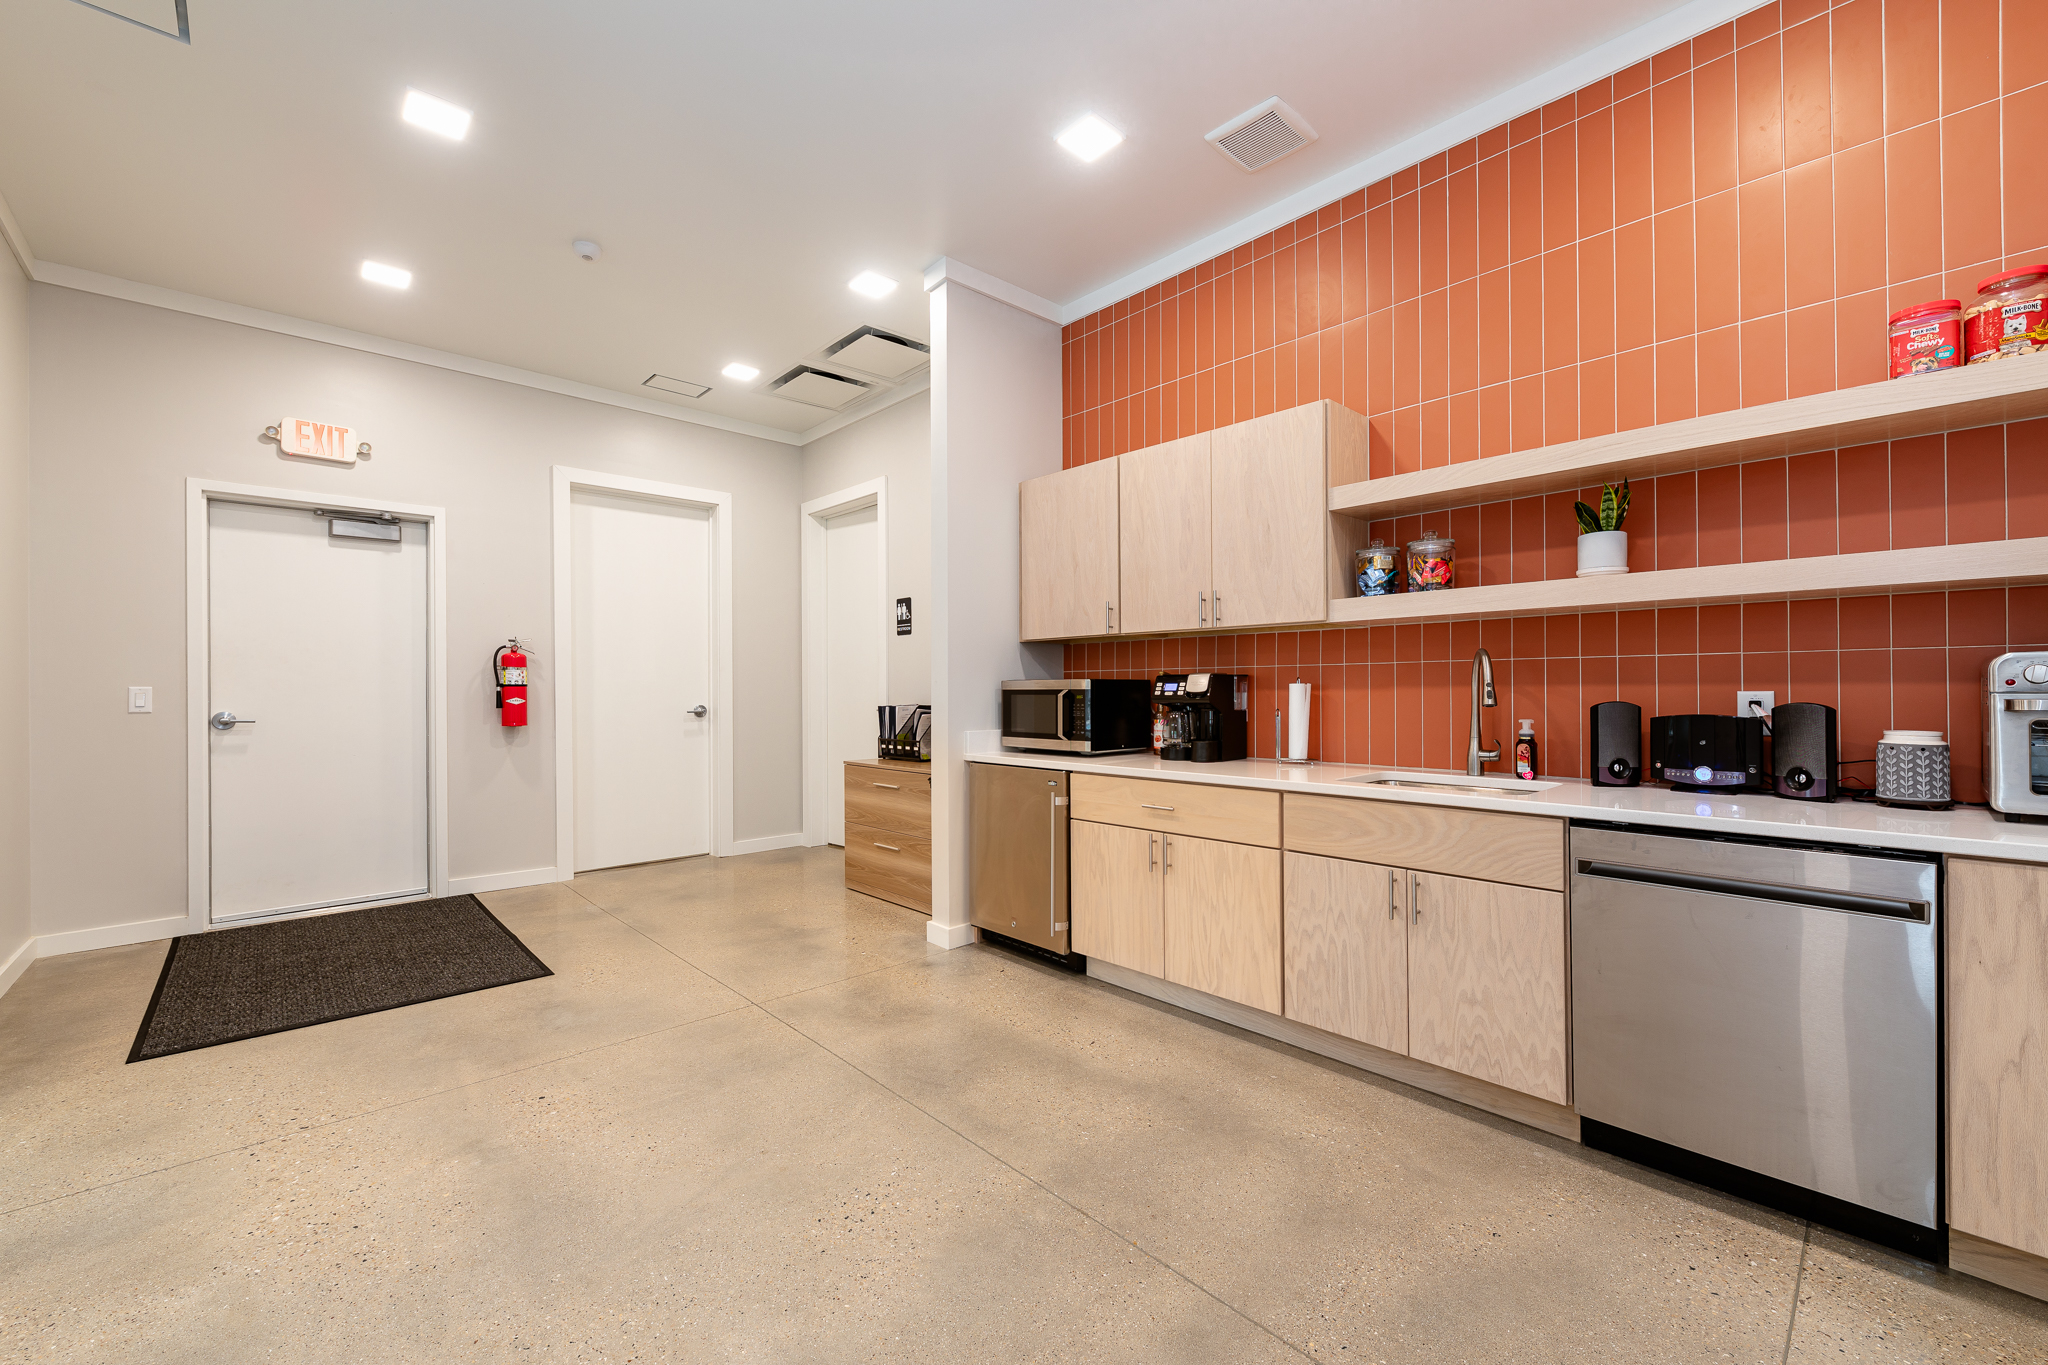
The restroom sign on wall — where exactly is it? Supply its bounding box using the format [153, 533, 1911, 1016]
[277, 417, 358, 464]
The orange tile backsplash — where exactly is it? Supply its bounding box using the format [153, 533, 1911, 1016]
[1061, 0, 2048, 803]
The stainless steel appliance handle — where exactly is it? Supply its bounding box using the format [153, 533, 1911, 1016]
[1055, 690, 1069, 742]
[1575, 859, 1930, 922]
[1049, 784, 1066, 935]
[1140, 803, 1174, 811]
[874, 842, 900, 852]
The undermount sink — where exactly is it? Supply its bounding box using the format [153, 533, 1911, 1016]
[1338, 770, 1558, 796]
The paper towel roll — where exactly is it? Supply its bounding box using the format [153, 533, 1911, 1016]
[1288, 681, 1310, 761]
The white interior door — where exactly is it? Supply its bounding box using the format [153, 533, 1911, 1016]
[208, 500, 430, 922]
[572, 488, 712, 871]
[824, 504, 883, 845]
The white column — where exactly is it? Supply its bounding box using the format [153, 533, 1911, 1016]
[924, 262, 1064, 949]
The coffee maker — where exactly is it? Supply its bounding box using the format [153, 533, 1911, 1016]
[1152, 672, 1248, 763]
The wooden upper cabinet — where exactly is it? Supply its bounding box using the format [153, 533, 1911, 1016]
[1946, 857, 2048, 1259]
[1118, 434, 1211, 634]
[1406, 869, 1568, 1104]
[1208, 400, 1374, 630]
[1019, 458, 1120, 642]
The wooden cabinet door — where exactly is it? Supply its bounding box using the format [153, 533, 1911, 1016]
[1947, 857, 2048, 1258]
[1070, 819, 1162, 976]
[1117, 434, 1211, 634]
[1163, 834, 1282, 1013]
[1209, 404, 1327, 629]
[1407, 870, 1568, 1104]
[1019, 459, 1119, 641]
[1283, 853, 1409, 1054]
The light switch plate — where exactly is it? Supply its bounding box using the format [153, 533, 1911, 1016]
[128, 685, 152, 713]
[1736, 690, 1774, 720]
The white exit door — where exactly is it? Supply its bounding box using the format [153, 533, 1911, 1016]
[571, 488, 713, 871]
[824, 504, 882, 845]
[208, 500, 431, 922]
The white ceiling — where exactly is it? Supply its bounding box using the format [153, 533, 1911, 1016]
[0, 0, 1695, 435]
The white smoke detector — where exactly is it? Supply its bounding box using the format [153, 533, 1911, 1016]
[1205, 97, 1318, 172]
[572, 239, 602, 262]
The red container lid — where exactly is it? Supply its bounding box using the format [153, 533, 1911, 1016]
[1889, 300, 1961, 324]
[1974, 265, 2048, 295]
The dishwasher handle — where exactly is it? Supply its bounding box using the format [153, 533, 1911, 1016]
[1575, 859, 1930, 922]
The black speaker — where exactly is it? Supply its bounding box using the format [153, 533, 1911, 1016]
[1589, 701, 1642, 786]
[1772, 702, 1839, 801]
[1652, 714, 1766, 790]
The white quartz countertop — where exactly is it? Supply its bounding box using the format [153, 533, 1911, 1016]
[966, 744, 2048, 863]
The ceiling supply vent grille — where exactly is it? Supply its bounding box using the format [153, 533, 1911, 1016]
[643, 374, 711, 399]
[1205, 97, 1317, 172]
[821, 325, 930, 381]
[764, 365, 875, 411]
[69, 0, 190, 42]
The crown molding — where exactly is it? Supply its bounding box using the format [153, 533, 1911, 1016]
[923, 257, 1061, 324]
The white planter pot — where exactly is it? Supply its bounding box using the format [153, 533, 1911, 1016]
[1576, 529, 1629, 577]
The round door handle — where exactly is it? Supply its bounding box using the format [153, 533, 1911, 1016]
[210, 712, 255, 731]
[688, 705, 708, 718]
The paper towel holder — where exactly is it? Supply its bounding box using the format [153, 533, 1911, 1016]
[1273, 691, 1315, 766]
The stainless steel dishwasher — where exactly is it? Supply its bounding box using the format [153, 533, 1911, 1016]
[1570, 822, 1941, 1258]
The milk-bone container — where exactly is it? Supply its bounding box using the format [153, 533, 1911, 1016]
[1406, 529, 1454, 591]
[1965, 265, 2048, 363]
[1887, 300, 1962, 377]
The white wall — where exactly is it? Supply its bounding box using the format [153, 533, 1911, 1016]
[0, 253, 29, 991]
[926, 281, 1063, 946]
[800, 387, 930, 702]
[28, 285, 803, 947]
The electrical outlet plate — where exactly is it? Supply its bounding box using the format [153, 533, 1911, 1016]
[1736, 690, 1774, 719]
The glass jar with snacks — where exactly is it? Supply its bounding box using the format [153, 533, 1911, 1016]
[1354, 538, 1401, 596]
[1965, 265, 2048, 364]
[1406, 529, 1454, 591]
[1888, 300, 1962, 377]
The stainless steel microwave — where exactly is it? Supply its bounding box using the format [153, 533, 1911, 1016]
[1000, 678, 1154, 755]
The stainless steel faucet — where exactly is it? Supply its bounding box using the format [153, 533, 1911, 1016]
[1468, 648, 1500, 775]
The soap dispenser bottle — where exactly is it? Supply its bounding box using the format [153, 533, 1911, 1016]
[1514, 719, 1538, 780]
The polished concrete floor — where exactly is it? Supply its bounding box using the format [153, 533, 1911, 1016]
[2, 847, 2044, 1363]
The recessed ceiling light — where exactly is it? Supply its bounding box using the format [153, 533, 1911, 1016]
[721, 362, 760, 382]
[1056, 114, 1123, 162]
[848, 271, 897, 299]
[360, 260, 412, 289]
[402, 88, 472, 141]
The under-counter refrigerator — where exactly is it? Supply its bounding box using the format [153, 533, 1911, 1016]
[968, 763, 1070, 955]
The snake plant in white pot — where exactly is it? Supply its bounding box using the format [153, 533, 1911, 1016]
[1574, 480, 1631, 576]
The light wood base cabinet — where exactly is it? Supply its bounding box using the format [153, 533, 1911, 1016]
[1164, 836, 1281, 1015]
[842, 761, 932, 914]
[1946, 857, 2048, 1272]
[1283, 853, 1409, 1054]
[1406, 870, 1568, 1106]
[1071, 820, 1164, 978]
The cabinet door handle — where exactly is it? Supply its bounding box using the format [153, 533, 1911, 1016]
[1200, 591, 1207, 627]
[1149, 833, 1157, 871]
[872, 782, 900, 789]
[1140, 803, 1174, 811]
[874, 842, 900, 852]
[1412, 875, 1423, 924]
[1213, 593, 1222, 625]
[1106, 600, 1114, 632]
[1164, 836, 1173, 872]
[1388, 868, 1398, 920]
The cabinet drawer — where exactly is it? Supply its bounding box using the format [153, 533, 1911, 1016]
[1283, 793, 1563, 891]
[1071, 774, 1279, 847]
[844, 821, 931, 914]
[845, 764, 931, 837]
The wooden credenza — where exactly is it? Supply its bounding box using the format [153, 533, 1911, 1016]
[843, 759, 931, 915]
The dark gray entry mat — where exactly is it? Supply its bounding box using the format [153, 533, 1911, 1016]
[128, 895, 552, 1062]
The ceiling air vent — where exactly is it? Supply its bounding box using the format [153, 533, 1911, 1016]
[822, 325, 930, 381]
[643, 374, 711, 399]
[1205, 97, 1317, 172]
[764, 365, 874, 410]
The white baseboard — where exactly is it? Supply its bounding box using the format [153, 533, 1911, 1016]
[34, 914, 188, 960]
[725, 833, 806, 857]
[926, 919, 977, 950]
[447, 866, 565, 896]
[0, 934, 34, 1001]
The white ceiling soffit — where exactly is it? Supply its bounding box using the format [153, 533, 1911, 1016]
[68, 0, 188, 42]
[821, 325, 929, 382]
[765, 365, 875, 411]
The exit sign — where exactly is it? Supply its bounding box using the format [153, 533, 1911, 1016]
[278, 417, 357, 464]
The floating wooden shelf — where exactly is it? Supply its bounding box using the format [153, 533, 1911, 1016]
[1328, 358, 2048, 521]
[1325, 537, 2048, 626]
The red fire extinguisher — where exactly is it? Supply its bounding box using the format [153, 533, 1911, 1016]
[494, 640, 529, 727]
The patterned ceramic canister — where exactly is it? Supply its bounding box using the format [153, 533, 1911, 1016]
[1875, 730, 1951, 808]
